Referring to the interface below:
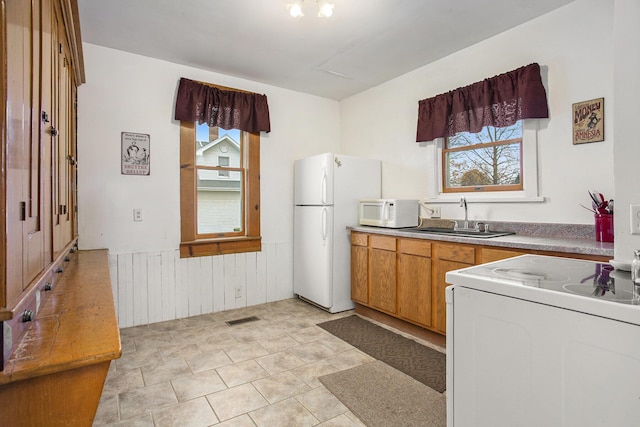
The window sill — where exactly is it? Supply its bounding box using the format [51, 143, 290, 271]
[426, 196, 546, 204]
[180, 236, 261, 258]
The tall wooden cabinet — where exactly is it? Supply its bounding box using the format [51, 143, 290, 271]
[1, 0, 84, 369]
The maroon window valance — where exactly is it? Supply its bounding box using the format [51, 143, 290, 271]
[416, 63, 548, 142]
[175, 78, 271, 133]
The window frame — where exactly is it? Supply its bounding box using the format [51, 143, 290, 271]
[179, 122, 261, 258]
[429, 120, 542, 203]
[442, 129, 524, 193]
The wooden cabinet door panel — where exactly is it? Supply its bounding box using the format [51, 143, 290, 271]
[433, 259, 473, 334]
[369, 248, 397, 314]
[351, 245, 369, 304]
[397, 253, 432, 327]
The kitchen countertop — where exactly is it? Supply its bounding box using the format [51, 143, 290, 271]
[349, 225, 614, 258]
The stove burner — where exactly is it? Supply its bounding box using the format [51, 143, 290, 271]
[492, 267, 570, 283]
[563, 284, 640, 304]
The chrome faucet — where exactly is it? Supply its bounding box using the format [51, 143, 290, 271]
[460, 197, 469, 230]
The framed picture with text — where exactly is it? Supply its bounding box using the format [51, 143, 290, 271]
[572, 97, 604, 145]
[121, 132, 150, 175]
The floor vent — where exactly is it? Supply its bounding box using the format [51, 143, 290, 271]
[225, 316, 260, 326]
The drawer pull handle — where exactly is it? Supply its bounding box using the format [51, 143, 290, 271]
[21, 310, 34, 322]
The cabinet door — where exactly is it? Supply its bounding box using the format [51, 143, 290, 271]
[351, 245, 369, 304]
[5, 0, 48, 305]
[369, 248, 397, 314]
[397, 253, 432, 327]
[433, 259, 472, 334]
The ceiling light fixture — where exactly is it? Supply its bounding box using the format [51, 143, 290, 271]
[287, 0, 335, 18]
[317, 1, 334, 18]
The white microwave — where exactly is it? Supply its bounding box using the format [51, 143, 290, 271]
[359, 199, 419, 228]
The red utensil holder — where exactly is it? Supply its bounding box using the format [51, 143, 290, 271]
[595, 213, 614, 242]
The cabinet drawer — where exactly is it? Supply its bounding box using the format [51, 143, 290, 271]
[351, 232, 368, 247]
[435, 243, 475, 264]
[370, 235, 396, 251]
[398, 238, 431, 257]
[480, 247, 526, 264]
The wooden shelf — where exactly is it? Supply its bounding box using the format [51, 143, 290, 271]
[0, 250, 121, 425]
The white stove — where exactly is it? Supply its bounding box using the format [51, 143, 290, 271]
[445, 255, 640, 427]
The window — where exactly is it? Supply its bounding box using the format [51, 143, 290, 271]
[431, 120, 541, 201]
[217, 156, 230, 177]
[443, 121, 523, 193]
[180, 123, 260, 258]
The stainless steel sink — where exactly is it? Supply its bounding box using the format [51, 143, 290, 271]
[404, 227, 515, 239]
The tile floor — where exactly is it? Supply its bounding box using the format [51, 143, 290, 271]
[93, 298, 444, 426]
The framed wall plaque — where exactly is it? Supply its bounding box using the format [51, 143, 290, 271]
[572, 97, 604, 145]
[121, 132, 150, 175]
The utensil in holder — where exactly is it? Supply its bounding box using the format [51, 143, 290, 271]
[595, 213, 614, 242]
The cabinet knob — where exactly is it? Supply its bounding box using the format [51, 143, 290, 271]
[44, 282, 52, 291]
[56, 267, 63, 274]
[64, 256, 70, 262]
[50, 126, 58, 137]
[21, 310, 34, 322]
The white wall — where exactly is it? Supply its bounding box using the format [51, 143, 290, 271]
[612, 0, 640, 260]
[77, 44, 340, 326]
[341, 0, 615, 226]
[79, 0, 638, 327]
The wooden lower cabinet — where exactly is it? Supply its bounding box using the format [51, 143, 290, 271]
[351, 231, 610, 337]
[431, 242, 475, 334]
[432, 258, 472, 334]
[369, 247, 397, 314]
[350, 243, 369, 305]
[398, 252, 432, 327]
[397, 238, 432, 327]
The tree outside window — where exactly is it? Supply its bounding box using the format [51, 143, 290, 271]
[443, 121, 523, 193]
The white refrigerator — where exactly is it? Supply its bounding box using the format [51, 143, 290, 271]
[293, 153, 381, 313]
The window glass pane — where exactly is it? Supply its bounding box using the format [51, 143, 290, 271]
[444, 121, 523, 191]
[446, 142, 521, 188]
[197, 170, 244, 234]
[194, 123, 243, 234]
[195, 124, 241, 166]
[447, 121, 522, 148]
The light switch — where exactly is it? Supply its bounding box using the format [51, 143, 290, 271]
[630, 205, 640, 235]
[133, 208, 143, 222]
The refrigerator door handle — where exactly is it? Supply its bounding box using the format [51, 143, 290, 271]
[321, 168, 327, 205]
[322, 207, 328, 245]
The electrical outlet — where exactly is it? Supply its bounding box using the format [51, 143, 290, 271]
[133, 208, 143, 222]
[630, 205, 640, 235]
[419, 202, 441, 218]
[235, 287, 242, 298]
